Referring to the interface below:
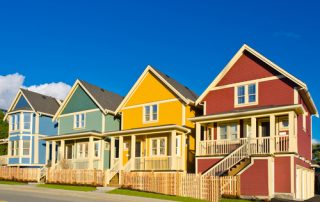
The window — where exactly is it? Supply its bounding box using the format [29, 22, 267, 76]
[23, 140, 30, 156]
[12, 140, 19, 156]
[144, 104, 158, 122]
[77, 143, 88, 158]
[279, 117, 289, 132]
[74, 113, 85, 129]
[65, 145, 73, 159]
[236, 83, 257, 106]
[10, 142, 14, 156]
[150, 137, 166, 156]
[23, 113, 31, 130]
[219, 123, 238, 140]
[94, 142, 100, 157]
[10, 114, 20, 131]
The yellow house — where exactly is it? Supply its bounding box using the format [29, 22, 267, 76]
[105, 65, 199, 174]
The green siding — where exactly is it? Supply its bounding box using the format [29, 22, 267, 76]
[59, 111, 103, 134]
[104, 149, 110, 169]
[105, 114, 121, 132]
[62, 86, 98, 114]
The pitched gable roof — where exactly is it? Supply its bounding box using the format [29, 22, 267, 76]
[115, 65, 198, 113]
[196, 44, 317, 115]
[5, 89, 61, 120]
[53, 80, 123, 120]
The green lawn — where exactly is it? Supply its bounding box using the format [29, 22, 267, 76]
[108, 189, 253, 202]
[0, 180, 27, 185]
[37, 184, 97, 192]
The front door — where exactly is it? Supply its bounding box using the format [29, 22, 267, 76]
[135, 141, 141, 157]
[260, 121, 270, 137]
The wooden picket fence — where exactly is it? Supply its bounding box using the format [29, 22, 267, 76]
[0, 166, 40, 182]
[121, 172, 240, 202]
[46, 168, 106, 186]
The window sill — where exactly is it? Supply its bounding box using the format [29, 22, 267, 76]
[234, 102, 258, 108]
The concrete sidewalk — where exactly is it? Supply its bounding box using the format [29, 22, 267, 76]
[0, 184, 170, 202]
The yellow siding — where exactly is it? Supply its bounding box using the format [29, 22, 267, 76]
[125, 72, 176, 107]
[122, 100, 182, 130]
[185, 105, 196, 128]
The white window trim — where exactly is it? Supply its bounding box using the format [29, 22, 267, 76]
[22, 113, 32, 131]
[22, 140, 31, 157]
[143, 104, 159, 123]
[76, 142, 89, 159]
[217, 122, 240, 140]
[94, 141, 101, 158]
[65, 144, 74, 160]
[73, 113, 86, 129]
[234, 83, 258, 107]
[9, 113, 21, 132]
[149, 137, 167, 156]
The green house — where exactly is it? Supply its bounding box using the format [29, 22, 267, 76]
[44, 80, 123, 170]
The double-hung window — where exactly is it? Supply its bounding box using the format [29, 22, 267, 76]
[65, 145, 73, 159]
[12, 140, 19, 156]
[144, 104, 158, 122]
[150, 137, 166, 156]
[23, 113, 31, 130]
[10, 114, 20, 131]
[74, 113, 85, 129]
[23, 140, 30, 156]
[77, 143, 88, 158]
[219, 123, 238, 140]
[94, 141, 100, 158]
[236, 83, 257, 106]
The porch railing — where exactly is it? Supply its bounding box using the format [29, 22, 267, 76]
[61, 159, 101, 169]
[133, 156, 183, 171]
[199, 136, 290, 156]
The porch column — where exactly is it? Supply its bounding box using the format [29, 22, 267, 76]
[269, 114, 275, 154]
[119, 136, 123, 170]
[100, 139, 104, 170]
[251, 117, 256, 138]
[45, 141, 50, 165]
[288, 111, 297, 152]
[131, 135, 136, 170]
[195, 122, 201, 156]
[60, 140, 65, 160]
[88, 136, 94, 169]
[52, 141, 56, 168]
[110, 137, 115, 168]
[181, 132, 186, 171]
[171, 130, 177, 170]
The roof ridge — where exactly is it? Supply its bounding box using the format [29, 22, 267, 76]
[78, 79, 124, 98]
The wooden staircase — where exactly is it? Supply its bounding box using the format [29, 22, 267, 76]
[108, 173, 120, 187]
[228, 158, 251, 176]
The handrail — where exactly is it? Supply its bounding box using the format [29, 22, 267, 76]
[203, 141, 249, 176]
[106, 158, 120, 184]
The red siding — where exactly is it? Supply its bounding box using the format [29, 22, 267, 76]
[217, 52, 280, 86]
[274, 157, 291, 193]
[240, 159, 269, 196]
[204, 78, 295, 115]
[196, 158, 222, 174]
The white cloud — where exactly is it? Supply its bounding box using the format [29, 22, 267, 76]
[0, 73, 71, 110]
[313, 139, 319, 144]
[27, 82, 71, 101]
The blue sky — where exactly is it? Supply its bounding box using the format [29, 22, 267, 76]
[0, 1, 319, 141]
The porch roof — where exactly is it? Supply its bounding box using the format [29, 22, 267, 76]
[41, 131, 104, 141]
[189, 104, 304, 123]
[104, 124, 191, 136]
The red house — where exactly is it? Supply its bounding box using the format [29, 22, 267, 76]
[191, 44, 317, 200]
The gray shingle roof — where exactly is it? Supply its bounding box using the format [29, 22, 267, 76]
[21, 89, 61, 116]
[152, 67, 198, 102]
[79, 80, 124, 112]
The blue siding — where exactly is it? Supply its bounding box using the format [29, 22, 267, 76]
[13, 96, 32, 111]
[21, 158, 30, 164]
[9, 158, 19, 164]
[39, 115, 58, 136]
[21, 136, 31, 140]
[9, 136, 20, 141]
[39, 140, 46, 164]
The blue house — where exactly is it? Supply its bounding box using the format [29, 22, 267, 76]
[4, 89, 60, 167]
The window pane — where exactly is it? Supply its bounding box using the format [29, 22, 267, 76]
[152, 105, 158, 120]
[94, 142, 99, 157]
[24, 113, 31, 130]
[248, 84, 256, 94]
[282, 120, 289, 128]
[160, 139, 165, 155]
[151, 139, 157, 155]
[66, 145, 73, 159]
[220, 125, 227, 139]
[16, 114, 20, 130]
[84, 143, 88, 158]
[237, 86, 245, 96]
[145, 106, 150, 121]
[23, 141, 30, 155]
[230, 124, 238, 139]
[238, 96, 245, 104]
[249, 95, 256, 102]
[81, 114, 85, 127]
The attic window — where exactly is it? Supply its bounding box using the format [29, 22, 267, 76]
[235, 83, 258, 107]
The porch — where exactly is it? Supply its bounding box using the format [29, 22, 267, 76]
[44, 132, 107, 170]
[107, 125, 190, 172]
[195, 109, 301, 156]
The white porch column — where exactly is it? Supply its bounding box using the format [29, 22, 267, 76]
[288, 111, 297, 152]
[100, 139, 104, 170]
[181, 132, 186, 171]
[195, 122, 201, 156]
[251, 117, 256, 138]
[60, 140, 65, 160]
[131, 135, 136, 170]
[171, 130, 177, 170]
[270, 114, 275, 154]
[45, 141, 50, 165]
[52, 141, 56, 168]
[110, 137, 115, 168]
[119, 136, 123, 170]
[88, 136, 94, 169]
